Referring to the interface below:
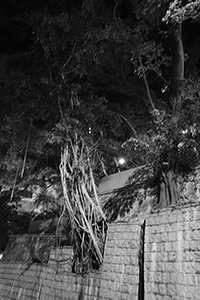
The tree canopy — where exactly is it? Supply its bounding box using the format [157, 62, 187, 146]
[0, 0, 200, 271]
[0, 0, 200, 170]
[0, 0, 200, 207]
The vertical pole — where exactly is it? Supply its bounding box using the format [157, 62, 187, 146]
[138, 220, 146, 300]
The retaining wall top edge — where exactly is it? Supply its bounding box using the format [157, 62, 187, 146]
[149, 201, 200, 216]
[0, 260, 49, 266]
[8, 234, 62, 238]
[109, 221, 141, 226]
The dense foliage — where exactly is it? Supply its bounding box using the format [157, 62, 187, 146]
[0, 1, 199, 173]
[0, 190, 33, 252]
[0, 0, 200, 269]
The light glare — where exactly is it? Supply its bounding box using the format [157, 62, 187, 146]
[118, 157, 126, 165]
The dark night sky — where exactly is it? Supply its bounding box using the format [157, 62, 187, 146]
[0, 55, 9, 82]
[0, 1, 200, 83]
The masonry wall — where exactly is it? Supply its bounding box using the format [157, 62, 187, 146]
[99, 223, 141, 299]
[145, 204, 200, 300]
[1, 203, 200, 300]
[0, 223, 141, 300]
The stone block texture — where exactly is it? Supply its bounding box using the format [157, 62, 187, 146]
[99, 223, 141, 300]
[145, 204, 200, 300]
[0, 223, 141, 300]
[1, 204, 200, 299]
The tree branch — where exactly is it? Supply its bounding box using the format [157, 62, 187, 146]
[61, 42, 76, 82]
[170, 22, 184, 125]
[152, 68, 169, 87]
[117, 113, 138, 138]
[113, 0, 121, 23]
[21, 124, 32, 178]
[138, 55, 156, 112]
[121, 67, 136, 96]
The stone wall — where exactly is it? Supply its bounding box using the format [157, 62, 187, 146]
[145, 204, 200, 300]
[99, 223, 141, 299]
[0, 223, 141, 300]
[1, 203, 200, 299]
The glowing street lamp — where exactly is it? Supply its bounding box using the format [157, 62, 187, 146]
[118, 157, 126, 165]
[114, 157, 126, 172]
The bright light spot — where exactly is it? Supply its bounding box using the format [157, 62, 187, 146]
[161, 84, 168, 93]
[118, 157, 126, 165]
[182, 129, 188, 135]
[178, 142, 184, 148]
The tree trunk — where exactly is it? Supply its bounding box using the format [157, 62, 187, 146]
[170, 22, 184, 125]
[158, 170, 178, 209]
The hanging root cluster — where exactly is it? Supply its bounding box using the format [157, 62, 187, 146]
[59, 134, 107, 274]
